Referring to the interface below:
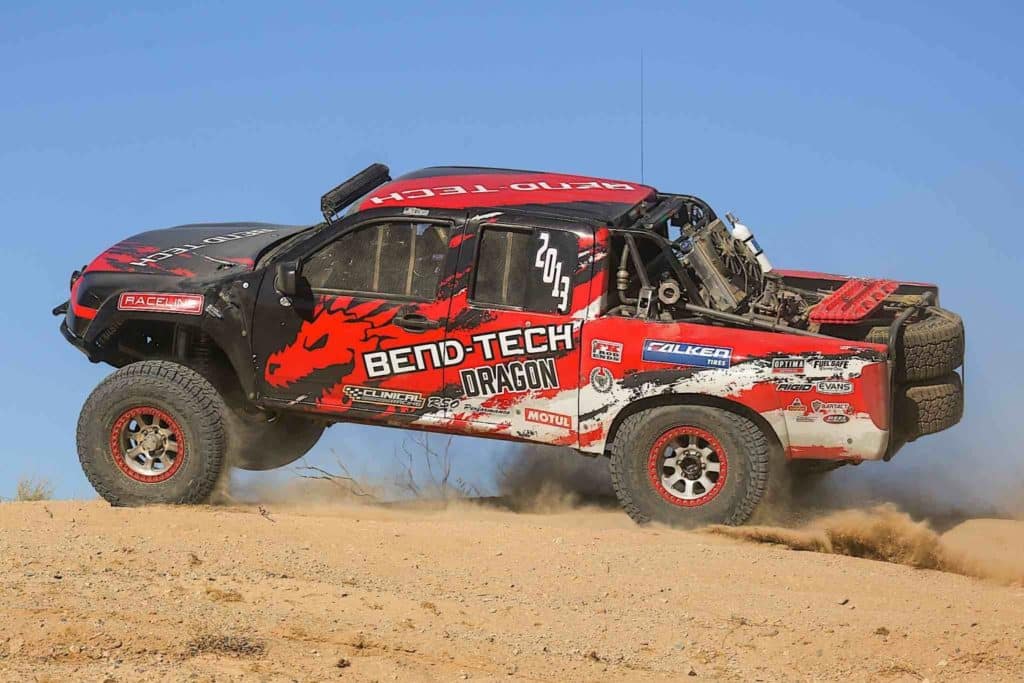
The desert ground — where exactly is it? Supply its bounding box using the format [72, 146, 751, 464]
[1, 492, 1023, 682]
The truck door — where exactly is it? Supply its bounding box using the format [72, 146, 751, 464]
[443, 216, 594, 446]
[254, 213, 464, 422]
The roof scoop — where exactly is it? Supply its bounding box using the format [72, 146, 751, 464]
[320, 163, 391, 223]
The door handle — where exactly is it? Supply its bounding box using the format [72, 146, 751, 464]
[394, 313, 442, 332]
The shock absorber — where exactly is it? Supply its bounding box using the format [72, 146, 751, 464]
[189, 330, 216, 376]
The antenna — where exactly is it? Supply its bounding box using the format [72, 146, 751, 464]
[639, 48, 645, 184]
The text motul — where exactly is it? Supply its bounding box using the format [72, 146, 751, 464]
[525, 408, 572, 429]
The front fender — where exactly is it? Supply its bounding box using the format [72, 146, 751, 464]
[59, 272, 264, 398]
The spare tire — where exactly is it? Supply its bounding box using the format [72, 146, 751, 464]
[223, 407, 325, 471]
[867, 307, 964, 382]
[895, 372, 964, 444]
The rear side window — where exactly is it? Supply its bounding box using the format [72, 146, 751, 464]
[473, 226, 578, 314]
[305, 221, 450, 299]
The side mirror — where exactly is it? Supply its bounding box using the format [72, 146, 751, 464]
[274, 260, 301, 297]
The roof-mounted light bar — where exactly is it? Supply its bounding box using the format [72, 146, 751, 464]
[320, 163, 391, 223]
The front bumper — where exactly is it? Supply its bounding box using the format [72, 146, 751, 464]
[59, 317, 99, 361]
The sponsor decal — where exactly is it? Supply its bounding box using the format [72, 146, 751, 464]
[642, 340, 733, 369]
[823, 414, 850, 424]
[815, 380, 854, 395]
[777, 382, 813, 392]
[534, 231, 571, 312]
[366, 180, 638, 206]
[426, 396, 460, 410]
[808, 358, 850, 373]
[364, 323, 574, 378]
[524, 407, 572, 430]
[811, 400, 852, 414]
[117, 292, 204, 315]
[343, 385, 424, 409]
[460, 359, 559, 398]
[787, 398, 818, 422]
[473, 405, 511, 416]
[590, 366, 614, 393]
[591, 339, 623, 363]
[402, 207, 429, 217]
[772, 358, 804, 373]
[127, 228, 277, 268]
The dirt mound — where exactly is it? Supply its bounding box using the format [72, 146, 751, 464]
[3, 500, 1024, 681]
[705, 504, 1024, 583]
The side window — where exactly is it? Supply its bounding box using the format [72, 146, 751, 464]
[473, 226, 578, 314]
[305, 221, 450, 299]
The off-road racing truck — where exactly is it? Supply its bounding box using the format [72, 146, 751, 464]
[56, 163, 965, 526]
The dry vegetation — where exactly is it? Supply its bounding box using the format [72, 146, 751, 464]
[289, 435, 483, 503]
[13, 476, 54, 502]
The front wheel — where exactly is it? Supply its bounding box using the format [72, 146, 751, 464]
[77, 361, 226, 506]
[609, 406, 769, 527]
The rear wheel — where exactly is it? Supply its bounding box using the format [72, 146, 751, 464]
[77, 361, 226, 506]
[609, 406, 769, 527]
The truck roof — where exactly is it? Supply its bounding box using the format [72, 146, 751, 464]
[353, 166, 656, 224]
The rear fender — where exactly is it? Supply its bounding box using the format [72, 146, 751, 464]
[601, 392, 787, 458]
[578, 317, 890, 461]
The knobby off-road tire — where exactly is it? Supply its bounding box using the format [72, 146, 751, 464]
[223, 407, 324, 471]
[77, 361, 226, 506]
[895, 372, 964, 443]
[609, 406, 769, 527]
[867, 308, 964, 383]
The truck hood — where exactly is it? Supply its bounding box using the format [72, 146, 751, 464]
[84, 222, 310, 278]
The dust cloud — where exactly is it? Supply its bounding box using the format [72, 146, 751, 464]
[751, 452, 1023, 532]
[494, 445, 615, 512]
[493, 442, 1022, 585]
[494, 443, 1021, 529]
[705, 504, 1024, 584]
[217, 426, 1021, 571]
[209, 439, 1024, 583]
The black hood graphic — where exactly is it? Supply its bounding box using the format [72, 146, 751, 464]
[85, 221, 310, 278]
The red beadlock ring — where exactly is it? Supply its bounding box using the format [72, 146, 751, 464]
[109, 406, 187, 483]
[646, 426, 728, 507]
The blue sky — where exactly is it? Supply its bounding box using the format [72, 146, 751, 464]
[1, 1, 1021, 503]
